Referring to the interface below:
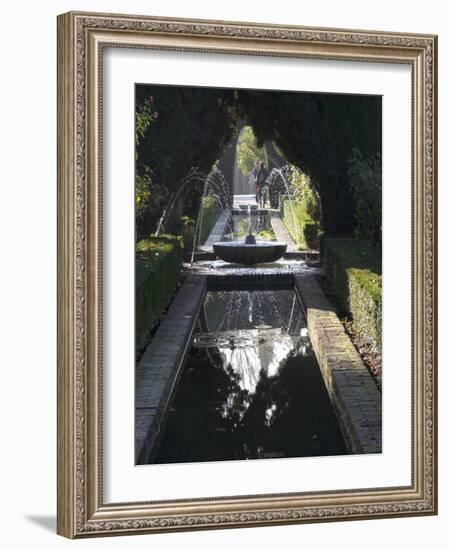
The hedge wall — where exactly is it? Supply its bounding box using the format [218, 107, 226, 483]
[198, 196, 221, 244]
[135, 235, 184, 353]
[323, 238, 382, 353]
[280, 197, 321, 250]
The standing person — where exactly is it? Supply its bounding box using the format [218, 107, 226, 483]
[256, 161, 268, 208]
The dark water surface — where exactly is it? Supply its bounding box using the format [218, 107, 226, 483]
[153, 289, 347, 464]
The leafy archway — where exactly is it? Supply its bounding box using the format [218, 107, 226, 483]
[135, 84, 381, 239]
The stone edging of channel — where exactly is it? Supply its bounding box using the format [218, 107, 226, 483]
[294, 275, 382, 454]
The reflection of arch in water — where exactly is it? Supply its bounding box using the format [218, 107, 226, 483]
[195, 289, 310, 391]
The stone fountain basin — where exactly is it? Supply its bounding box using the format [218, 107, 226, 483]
[213, 241, 287, 265]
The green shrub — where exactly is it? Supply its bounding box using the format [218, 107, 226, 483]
[280, 167, 322, 250]
[323, 238, 382, 353]
[303, 224, 319, 249]
[135, 235, 183, 353]
[198, 196, 221, 244]
[348, 149, 382, 247]
[348, 268, 382, 353]
[281, 198, 322, 249]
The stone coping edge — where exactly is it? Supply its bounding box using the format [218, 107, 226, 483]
[294, 275, 382, 454]
[135, 274, 207, 464]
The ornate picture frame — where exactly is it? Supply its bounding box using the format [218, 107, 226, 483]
[57, 11, 437, 538]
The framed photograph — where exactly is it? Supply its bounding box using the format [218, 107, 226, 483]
[57, 11, 438, 538]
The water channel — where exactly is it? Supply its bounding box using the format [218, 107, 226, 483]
[153, 286, 347, 464]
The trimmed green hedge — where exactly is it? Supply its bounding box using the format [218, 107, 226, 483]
[135, 235, 184, 353]
[279, 167, 322, 250]
[280, 197, 321, 250]
[198, 196, 221, 244]
[323, 238, 382, 353]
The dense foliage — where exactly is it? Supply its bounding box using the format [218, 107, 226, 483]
[135, 85, 381, 241]
[348, 149, 382, 247]
[135, 235, 184, 353]
[280, 167, 322, 249]
[135, 86, 239, 239]
[135, 97, 161, 238]
[237, 90, 382, 237]
[323, 238, 382, 353]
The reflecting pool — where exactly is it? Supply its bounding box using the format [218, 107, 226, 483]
[153, 288, 347, 464]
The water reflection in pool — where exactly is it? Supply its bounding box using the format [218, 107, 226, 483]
[153, 289, 347, 464]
